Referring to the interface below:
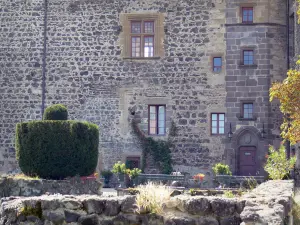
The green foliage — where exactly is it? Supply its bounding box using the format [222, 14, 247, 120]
[131, 120, 173, 174]
[112, 161, 127, 174]
[212, 163, 232, 176]
[43, 104, 68, 120]
[20, 202, 43, 219]
[224, 190, 235, 198]
[101, 170, 113, 179]
[128, 168, 142, 179]
[264, 144, 296, 180]
[16, 120, 99, 179]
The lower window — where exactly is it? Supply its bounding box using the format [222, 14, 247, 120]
[211, 113, 225, 135]
[148, 105, 166, 135]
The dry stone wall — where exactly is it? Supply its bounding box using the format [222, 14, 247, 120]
[0, 180, 294, 225]
[0, 177, 102, 197]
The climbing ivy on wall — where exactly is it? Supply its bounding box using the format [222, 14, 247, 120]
[131, 120, 177, 174]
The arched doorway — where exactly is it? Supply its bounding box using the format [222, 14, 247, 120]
[237, 131, 258, 176]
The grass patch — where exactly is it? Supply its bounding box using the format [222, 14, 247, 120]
[8, 173, 40, 180]
[135, 182, 172, 214]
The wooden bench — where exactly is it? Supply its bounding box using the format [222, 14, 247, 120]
[136, 173, 186, 186]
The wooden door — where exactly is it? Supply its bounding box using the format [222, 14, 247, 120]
[239, 146, 256, 176]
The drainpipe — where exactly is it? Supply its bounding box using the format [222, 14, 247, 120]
[41, 0, 48, 118]
[286, 0, 291, 159]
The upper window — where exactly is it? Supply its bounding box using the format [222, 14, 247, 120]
[211, 113, 225, 135]
[243, 103, 253, 119]
[243, 50, 254, 65]
[131, 21, 154, 57]
[213, 57, 222, 72]
[149, 105, 166, 135]
[122, 13, 164, 58]
[242, 7, 253, 23]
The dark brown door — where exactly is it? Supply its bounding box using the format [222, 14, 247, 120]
[239, 146, 256, 176]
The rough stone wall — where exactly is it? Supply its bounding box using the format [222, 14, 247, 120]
[0, 180, 294, 225]
[0, 177, 102, 197]
[0, 0, 45, 173]
[224, 0, 287, 175]
[0, 0, 227, 177]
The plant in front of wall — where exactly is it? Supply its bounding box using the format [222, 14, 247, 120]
[100, 170, 113, 187]
[264, 144, 296, 180]
[212, 163, 232, 176]
[128, 168, 142, 187]
[112, 161, 127, 188]
[131, 120, 173, 174]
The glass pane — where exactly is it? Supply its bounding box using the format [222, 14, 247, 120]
[212, 121, 217, 127]
[158, 120, 165, 127]
[150, 127, 156, 134]
[219, 120, 225, 128]
[144, 21, 154, 33]
[144, 36, 154, 57]
[150, 106, 156, 113]
[158, 106, 165, 113]
[150, 114, 156, 120]
[150, 120, 157, 127]
[131, 22, 141, 33]
[212, 128, 217, 134]
[219, 114, 225, 121]
[212, 114, 217, 120]
[131, 37, 141, 57]
[213, 57, 222, 66]
[219, 127, 225, 134]
[158, 127, 165, 135]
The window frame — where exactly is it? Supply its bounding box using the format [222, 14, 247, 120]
[121, 13, 164, 59]
[243, 50, 254, 65]
[242, 103, 254, 119]
[130, 20, 155, 57]
[148, 105, 166, 136]
[213, 57, 222, 73]
[211, 113, 225, 135]
[242, 7, 254, 24]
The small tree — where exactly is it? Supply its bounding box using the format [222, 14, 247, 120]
[264, 144, 296, 180]
[270, 69, 300, 144]
[212, 163, 232, 176]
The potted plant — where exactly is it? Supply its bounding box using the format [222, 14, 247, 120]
[192, 173, 205, 188]
[128, 168, 142, 187]
[100, 170, 113, 188]
[112, 161, 127, 188]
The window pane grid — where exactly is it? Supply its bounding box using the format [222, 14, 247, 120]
[213, 57, 222, 72]
[144, 21, 154, 33]
[243, 103, 253, 119]
[130, 21, 155, 58]
[242, 8, 253, 23]
[243, 50, 254, 65]
[211, 113, 225, 135]
[149, 105, 165, 135]
[131, 37, 141, 57]
[144, 36, 154, 57]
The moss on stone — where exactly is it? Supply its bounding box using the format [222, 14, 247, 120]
[20, 202, 43, 219]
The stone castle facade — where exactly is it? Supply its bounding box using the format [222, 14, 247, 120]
[0, 0, 297, 179]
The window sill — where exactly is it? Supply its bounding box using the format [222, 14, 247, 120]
[237, 117, 257, 121]
[123, 57, 161, 60]
[239, 64, 258, 69]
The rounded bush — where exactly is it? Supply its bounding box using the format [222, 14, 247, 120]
[15, 120, 99, 179]
[43, 104, 68, 120]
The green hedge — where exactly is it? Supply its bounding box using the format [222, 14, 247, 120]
[43, 104, 68, 120]
[16, 120, 99, 179]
